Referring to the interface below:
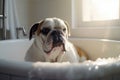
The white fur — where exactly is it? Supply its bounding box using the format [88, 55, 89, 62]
[25, 18, 82, 62]
[25, 36, 80, 62]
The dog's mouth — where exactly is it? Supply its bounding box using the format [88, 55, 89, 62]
[44, 40, 66, 54]
[43, 30, 67, 54]
[44, 35, 66, 54]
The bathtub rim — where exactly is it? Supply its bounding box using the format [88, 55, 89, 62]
[0, 59, 33, 77]
[0, 59, 120, 79]
[0, 38, 120, 43]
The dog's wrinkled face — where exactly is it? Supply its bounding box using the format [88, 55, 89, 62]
[29, 18, 70, 55]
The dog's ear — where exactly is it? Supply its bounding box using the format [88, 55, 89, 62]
[64, 21, 71, 36]
[36, 20, 45, 36]
[29, 20, 44, 40]
[29, 23, 39, 40]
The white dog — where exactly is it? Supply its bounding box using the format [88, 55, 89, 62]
[25, 18, 88, 62]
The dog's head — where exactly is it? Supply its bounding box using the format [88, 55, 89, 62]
[29, 18, 70, 54]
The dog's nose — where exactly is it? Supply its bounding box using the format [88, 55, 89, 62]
[51, 30, 63, 44]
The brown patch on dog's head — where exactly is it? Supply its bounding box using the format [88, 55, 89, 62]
[29, 20, 44, 40]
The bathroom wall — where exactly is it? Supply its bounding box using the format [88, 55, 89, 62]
[15, 0, 71, 35]
[14, 0, 120, 40]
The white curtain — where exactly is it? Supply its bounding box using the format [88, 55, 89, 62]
[5, 0, 19, 39]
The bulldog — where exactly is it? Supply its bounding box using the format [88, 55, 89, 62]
[25, 18, 88, 62]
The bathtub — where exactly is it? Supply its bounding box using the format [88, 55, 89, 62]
[0, 38, 120, 80]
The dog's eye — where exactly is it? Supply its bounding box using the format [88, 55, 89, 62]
[41, 28, 51, 35]
[63, 28, 66, 32]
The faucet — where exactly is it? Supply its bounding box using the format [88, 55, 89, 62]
[16, 27, 27, 39]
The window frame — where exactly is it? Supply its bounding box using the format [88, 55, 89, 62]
[71, 0, 120, 40]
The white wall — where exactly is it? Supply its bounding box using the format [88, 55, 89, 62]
[15, 0, 120, 40]
[15, 0, 72, 34]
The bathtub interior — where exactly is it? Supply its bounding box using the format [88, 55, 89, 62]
[0, 38, 120, 61]
[0, 39, 33, 61]
[70, 38, 120, 60]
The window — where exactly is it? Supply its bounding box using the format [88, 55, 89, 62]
[71, 0, 120, 40]
[72, 0, 120, 27]
[83, 0, 119, 21]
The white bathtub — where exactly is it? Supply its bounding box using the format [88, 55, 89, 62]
[0, 38, 120, 80]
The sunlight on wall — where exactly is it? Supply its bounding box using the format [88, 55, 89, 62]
[82, 0, 119, 21]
